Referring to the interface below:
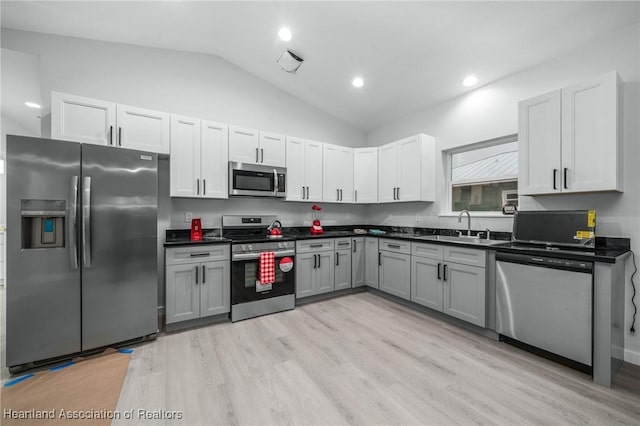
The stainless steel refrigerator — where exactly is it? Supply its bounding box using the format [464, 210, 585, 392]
[6, 135, 158, 370]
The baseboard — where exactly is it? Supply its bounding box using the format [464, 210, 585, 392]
[624, 348, 640, 366]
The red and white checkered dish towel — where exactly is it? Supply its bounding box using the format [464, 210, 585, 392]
[259, 251, 276, 284]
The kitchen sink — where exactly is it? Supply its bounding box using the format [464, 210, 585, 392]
[415, 234, 505, 246]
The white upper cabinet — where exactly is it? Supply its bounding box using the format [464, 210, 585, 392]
[519, 71, 621, 195]
[353, 148, 378, 203]
[229, 126, 286, 167]
[170, 114, 228, 199]
[116, 104, 170, 154]
[286, 137, 323, 202]
[52, 92, 116, 146]
[377, 134, 435, 203]
[322, 143, 354, 203]
[51, 92, 170, 154]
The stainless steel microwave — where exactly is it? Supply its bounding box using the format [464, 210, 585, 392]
[228, 162, 286, 198]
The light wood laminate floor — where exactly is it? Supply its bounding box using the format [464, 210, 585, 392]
[113, 292, 640, 426]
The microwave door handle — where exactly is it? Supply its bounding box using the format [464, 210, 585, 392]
[274, 169, 278, 195]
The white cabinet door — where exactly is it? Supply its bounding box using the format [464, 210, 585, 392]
[365, 237, 379, 288]
[304, 141, 324, 202]
[51, 92, 116, 146]
[334, 250, 352, 291]
[170, 115, 201, 197]
[201, 120, 229, 199]
[443, 262, 486, 327]
[229, 126, 259, 164]
[561, 71, 620, 193]
[378, 142, 397, 203]
[259, 131, 286, 167]
[351, 237, 366, 288]
[518, 90, 562, 195]
[200, 261, 230, 317]
[337, 146, 354, 203]
[396, 135, 422, 201]
[411, 256, 443, 311]
[166, 264, 200, 324]
[296, 253, 316, 298]
[116, 104, 170, 154]
[379, 251, 411, 300]
[354, 148, 378, 203]
[322, 143, 341, 202]
[286, 137, 306, 201]
[316, 251, 335, 294]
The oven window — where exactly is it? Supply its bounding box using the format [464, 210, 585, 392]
[234, 171, 274, 191]
[244, 263, 257, 287]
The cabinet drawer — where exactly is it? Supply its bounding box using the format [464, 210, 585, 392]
[411, 242, 444, 260]
[443, 246, 486, 268]
[166, 244, 230, 266]
[335, 238, 352, 250]
[296, 239, 335, 253]
[379, 238, 411, 254]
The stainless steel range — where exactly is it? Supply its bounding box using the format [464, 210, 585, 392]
[222, 215, 296, 322]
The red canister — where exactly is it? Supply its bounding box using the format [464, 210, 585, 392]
[191, 218, 202, 241]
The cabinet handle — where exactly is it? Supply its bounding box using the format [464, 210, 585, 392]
[190, 253, 210, 257]
[553, 169, 558, 190]
[313, 254, 317, 269]
[336, 253, 339, 266]
[340, 189, 343, 201]
[261, 148, 264, 163]
[195, 265, 199, 284]
[109, 125, 113, 145]
[118, 127, 122, 146]
[563, 168, 568, 189]
[396, 187, 400, 200]
[353, 240, 356, 253]
[302, 186, 305, 199]
[443, 264, 448, 282]
[355, 190, 358, 203]
[378, 252, 382, 266]
[437, 263, 442, 280]
[255, 147, 259, 163]
[393, 187, 396, 200]
[306, 186, 310, 199]
[202, 265, 206, 283]
[197, 179, 200, 195]
[387, 244, 401, 249]
[337, 189, 340, 201]
[338, 242, 349, 246]
[318, 254, 321, 268]
[203, 179, 206, 196]
[310, 244, 323, 248]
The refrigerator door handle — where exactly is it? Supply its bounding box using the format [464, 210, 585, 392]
[70, 176, 79, 269]
[82, 176, 92, 267]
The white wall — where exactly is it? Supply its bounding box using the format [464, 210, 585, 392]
[366, 23, 640, 364]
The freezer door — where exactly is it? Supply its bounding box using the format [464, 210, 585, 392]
[6, 136, 82, 366]
[81, 144, 158, 350]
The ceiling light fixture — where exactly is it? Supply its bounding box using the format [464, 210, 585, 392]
[462, 75, 478, 87]
[25, 101, 42, 109]
[278, 27, 292, 42]
[352, 77, 364, 88]
[277, 50, 304, 74]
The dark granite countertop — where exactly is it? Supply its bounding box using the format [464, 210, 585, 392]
[163, 228, 231, 247]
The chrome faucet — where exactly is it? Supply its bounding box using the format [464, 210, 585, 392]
[457, 210, 471, 236]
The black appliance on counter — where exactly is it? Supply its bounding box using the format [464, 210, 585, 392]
[222, 215, 295, 322]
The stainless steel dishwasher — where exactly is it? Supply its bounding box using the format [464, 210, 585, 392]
[496, 252, 593, 368]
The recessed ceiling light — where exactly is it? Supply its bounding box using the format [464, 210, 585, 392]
[352, 77, 364, 88]
[462, 75, 478, 87]
[278, 27, 292, 42]
[25, 101, 41, 109]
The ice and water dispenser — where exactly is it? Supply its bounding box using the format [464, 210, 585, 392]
[21, 200, 66, 249]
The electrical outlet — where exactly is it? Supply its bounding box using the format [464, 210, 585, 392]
[185, 212, 193, 223]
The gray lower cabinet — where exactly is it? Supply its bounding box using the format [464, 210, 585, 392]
[296, 239, 335, 298]
[364, 237, 379, 288]
[379, 248, 411, 300]
[335, 238, 352, 291]
[411, 242, 486, 327]
[165, 244, 230, 325]
[443, 262, 486, 326]
[351, 237, 366, 288]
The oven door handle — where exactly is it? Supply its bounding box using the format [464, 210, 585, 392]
[232, 249, 295, 261]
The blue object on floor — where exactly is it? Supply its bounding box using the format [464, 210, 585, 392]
[49, 361, 75, 372]
[117, 348, 134, 354]
[4, 374, 34, 387]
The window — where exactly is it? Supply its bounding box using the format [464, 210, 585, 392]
[448, 135, 518, 213]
